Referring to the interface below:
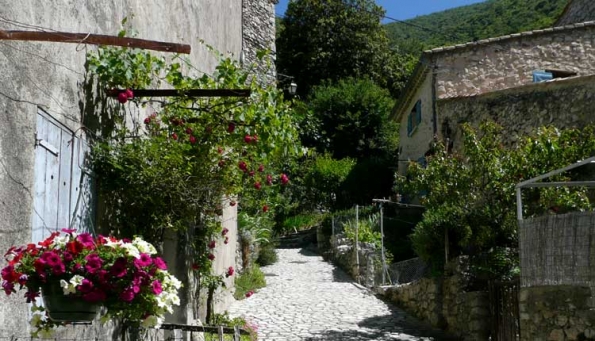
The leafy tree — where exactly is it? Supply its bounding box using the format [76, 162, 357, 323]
[277, 0, 412, 97]
[305, 78, 398, 160]
[397, 122, 595, 279]
[386, 0, 567, 55]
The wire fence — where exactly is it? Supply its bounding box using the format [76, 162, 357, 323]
[388, 257, 429, 285]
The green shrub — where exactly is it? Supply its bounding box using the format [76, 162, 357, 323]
[280, 213, 325, 234]
[234, 264, 266, 300]
[256, 242, 278, 266]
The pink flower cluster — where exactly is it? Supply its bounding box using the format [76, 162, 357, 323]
[2, 230, 180, 330]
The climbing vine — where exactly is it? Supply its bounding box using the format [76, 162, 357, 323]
[86, 27, 301, 315]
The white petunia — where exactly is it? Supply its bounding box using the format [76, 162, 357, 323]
[120, 243, 140, 258]
[30, 313, 43, 327]
[132, 237, 157, 255]
[52, 235, 69, 247]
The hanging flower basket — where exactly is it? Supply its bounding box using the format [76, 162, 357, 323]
[1, 230, 181, 338]
[41, 281, 101, 322]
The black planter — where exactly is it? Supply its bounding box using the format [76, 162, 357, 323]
[41, 282, 101, 322]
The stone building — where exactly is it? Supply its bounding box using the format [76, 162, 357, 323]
[392, 21, 595, 175]
[0, 0, 277, 337]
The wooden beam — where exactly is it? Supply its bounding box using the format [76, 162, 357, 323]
[0, 30, 191, 54]
[109, 89, 252, 98]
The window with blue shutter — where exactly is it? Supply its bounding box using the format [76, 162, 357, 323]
[407, 100, 422, 136]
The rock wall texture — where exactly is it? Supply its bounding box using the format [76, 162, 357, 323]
[520, 286, 595, 341]
[556, 0, 595, 26]
[242, 0, 277, 84]
[329, 234, 382, 288]
[437, 74, 595, 149]
[382, 257, 491, 341]
[431, 24, 595, 100]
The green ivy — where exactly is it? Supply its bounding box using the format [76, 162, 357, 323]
[86, 33, 301, 293]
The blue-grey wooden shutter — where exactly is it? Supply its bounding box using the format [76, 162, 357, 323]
[32, 109, 94, 244]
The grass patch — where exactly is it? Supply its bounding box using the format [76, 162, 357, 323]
[281, 213, 325, 234]
[234, 264, 266, 300]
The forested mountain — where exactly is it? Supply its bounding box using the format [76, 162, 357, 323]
[385, 0, 568, 55]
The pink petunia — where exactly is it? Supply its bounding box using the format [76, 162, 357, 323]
[151, 280, 163, 295]
[208, 241, 216, 249]
[77, 279, 94, 293]
[226, 266, 234, 278]
[77, 233, 95, 248]
[24, 290, 39, 303]
[245, 290, 254, 298]
[221, 228, 229, 236]
[134, 253, 153, 268]
[110, 257, 128, 278]
[41, 251, 62, 267]
[153, 257, 167, 270]
[61, 228, 77, 234]
[2, 281, 15, 295]
[84, 254, 103, 274]
[120, 287, 135, 302]
[52, 263, 66, 276]
[207, 253, 215, 261]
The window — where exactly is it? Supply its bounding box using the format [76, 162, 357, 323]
[532, 69, 577, 83]
[407, 100, 422, 136]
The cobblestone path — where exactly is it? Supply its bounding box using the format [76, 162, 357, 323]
[228, 248, 458, 341]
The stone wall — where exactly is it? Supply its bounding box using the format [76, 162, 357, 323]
[438, 74, 595, 149]
[431, 24, 595, 100]
[329, 234, 382, 288]
[556, 0, 595, 26]
[381, 257, 491, 341]
[520, 286, 595, 341]
[242, 0, 277, 84]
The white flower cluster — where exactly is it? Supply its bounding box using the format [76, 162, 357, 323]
[143, 272, 182, 329]
[132, 237, 157, 255]
[59, 275, 84, 295]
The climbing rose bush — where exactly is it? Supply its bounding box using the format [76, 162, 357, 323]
[1, 230, 181, 337]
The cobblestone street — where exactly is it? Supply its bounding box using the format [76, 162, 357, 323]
[228, 248, 458, 341]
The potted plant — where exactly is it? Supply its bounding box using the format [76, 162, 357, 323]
[1, 229, 181, 338]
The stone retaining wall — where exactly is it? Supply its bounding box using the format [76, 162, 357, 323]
[381, 257, 490, 341]
[520, 285, 595, 341]
[329, 234, 381, 287]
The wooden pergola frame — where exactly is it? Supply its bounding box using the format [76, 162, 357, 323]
[0, 30, 191, 54]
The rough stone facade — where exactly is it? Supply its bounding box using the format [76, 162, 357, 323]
[381, 257, 491, 341]
[556, 0, 595, 26]
[520, 286, 595, 341]
[437, 74, 595, 149]
[242, 0, 277, 84]
[432, 24, 595, 100]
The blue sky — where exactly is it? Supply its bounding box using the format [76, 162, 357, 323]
[276, 0, 487, 21]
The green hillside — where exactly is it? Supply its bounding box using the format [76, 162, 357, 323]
[385, 0, 568, 55]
